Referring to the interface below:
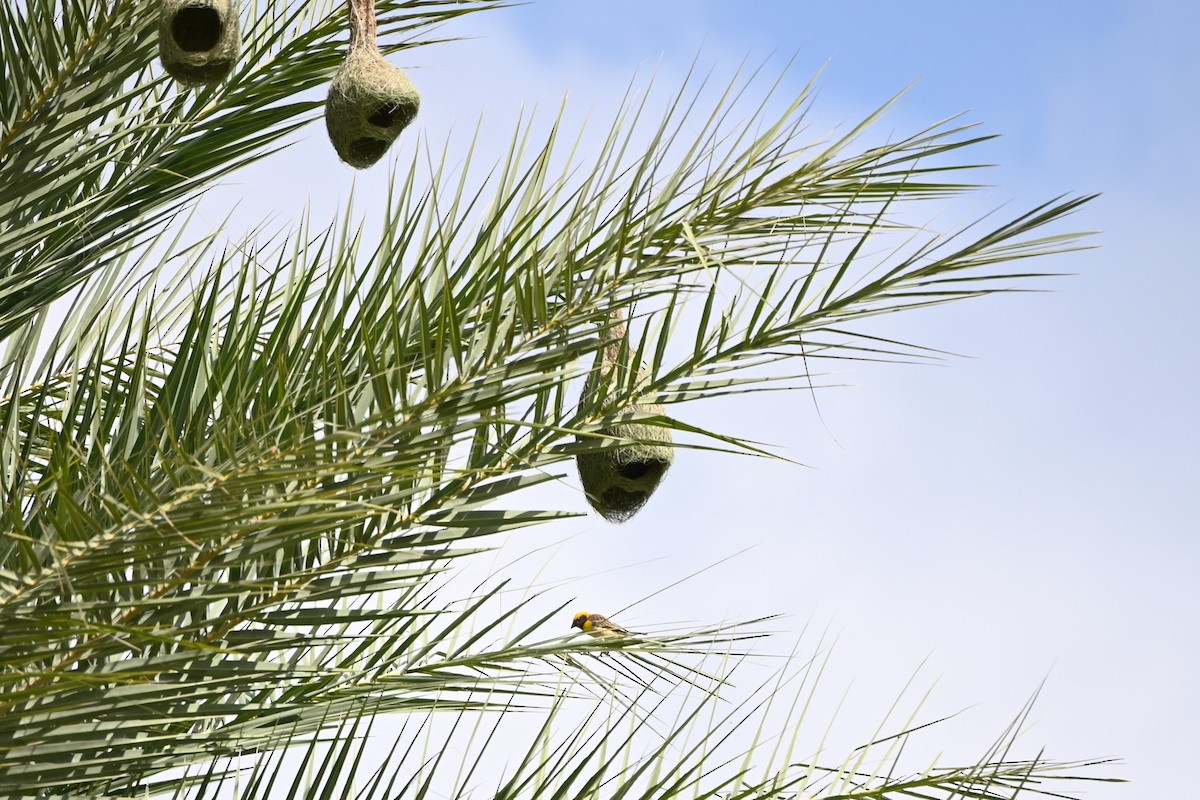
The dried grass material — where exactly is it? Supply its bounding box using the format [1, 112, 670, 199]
[325, 48, 420, 169]
[577, 315, 674, 523]
[158, 0, 241, 85]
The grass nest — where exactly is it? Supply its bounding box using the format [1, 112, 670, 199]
[576, 315, 674, 523]
[158, 0, 241, 85]
[325, 48, 420, 169]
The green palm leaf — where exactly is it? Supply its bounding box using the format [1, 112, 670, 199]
[0, 2, 1111, 798]
[0, 0, 503, 343]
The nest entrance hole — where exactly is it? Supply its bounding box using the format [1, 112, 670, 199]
[172, 7, 224, 52]
[348, 137, 390, 164]
[615, 459, 668, 481]
[367, 103, 403, 128]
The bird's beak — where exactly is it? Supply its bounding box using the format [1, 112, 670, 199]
[570, 618, 583, 630]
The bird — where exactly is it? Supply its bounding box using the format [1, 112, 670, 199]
[571, 611, 635, 638]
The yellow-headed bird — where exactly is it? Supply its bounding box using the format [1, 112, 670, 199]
[571, 611, 634, 638]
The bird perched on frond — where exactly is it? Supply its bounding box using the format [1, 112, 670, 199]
[571, 611, 635, 638]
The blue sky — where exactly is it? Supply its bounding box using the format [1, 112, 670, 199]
[224, 1, 1197, 794]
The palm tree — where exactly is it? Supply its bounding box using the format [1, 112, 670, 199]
[0, 1, 1118, 798]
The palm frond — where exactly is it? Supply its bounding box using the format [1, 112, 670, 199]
[0, 4, 1104, 796]
[154, 645, 1121, 800]
[0, 0, 504, 343]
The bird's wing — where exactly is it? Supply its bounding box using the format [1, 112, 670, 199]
[592, 614, 633, 634]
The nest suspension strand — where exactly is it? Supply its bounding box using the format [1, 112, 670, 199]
[158, 0, 242, 85]
[325, 0, 421, 169]
[576, 311, 675, 523]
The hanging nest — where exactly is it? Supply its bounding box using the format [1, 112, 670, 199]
[325, 0, 420, 169]
[325, 48, 420, 169]
[576, 314, 674, 523]
[158, 0, 241, 85]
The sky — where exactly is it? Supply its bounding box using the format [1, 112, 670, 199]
[215, 1, 1199, 796]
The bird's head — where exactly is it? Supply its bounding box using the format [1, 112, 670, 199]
[571, 611, 590, 630]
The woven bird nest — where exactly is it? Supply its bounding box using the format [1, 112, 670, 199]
[576, 314, 674, 523]
[326, 48, 420, 168]
[325, 0, 420, 169]
[158, 0, 241, 85]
